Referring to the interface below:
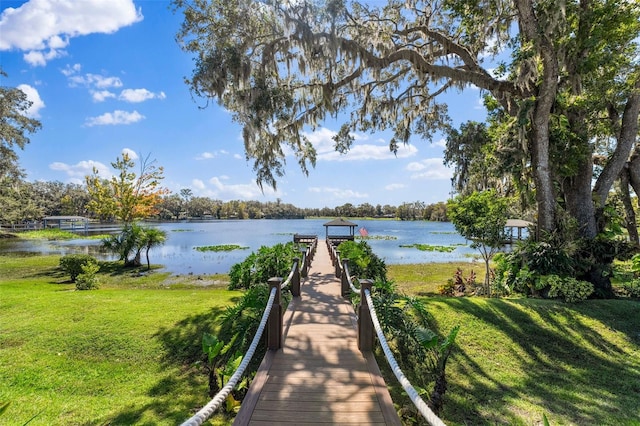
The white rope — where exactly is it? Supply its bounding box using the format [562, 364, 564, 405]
[364, 288, 447, 426]
[341, 262, 359, 294]
[180, 286, 278, 426]
[281, 262, 296, 290]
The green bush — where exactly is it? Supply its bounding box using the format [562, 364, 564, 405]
[545, 275, 594, 303]
[75, 262, 100, 290]
[59, 254, 98, 282]
[337, 240, 387, 282]
[621, 279, 640, 298]
[228, 242, 301, 290]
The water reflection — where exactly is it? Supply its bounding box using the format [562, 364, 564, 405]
[0, 219, 478, 275]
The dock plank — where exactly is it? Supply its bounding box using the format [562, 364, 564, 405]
[234, 241, 400, 426]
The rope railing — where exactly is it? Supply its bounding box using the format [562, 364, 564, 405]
[362, 286, 447, 426]
[180, 285, 278, 426]
[181, 254, 304, 426]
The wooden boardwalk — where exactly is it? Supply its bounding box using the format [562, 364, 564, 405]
[234, 241, 400, 425]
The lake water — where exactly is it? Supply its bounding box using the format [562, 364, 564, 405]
[0, 219, 478, 275]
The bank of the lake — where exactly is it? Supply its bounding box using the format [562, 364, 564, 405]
[0, 219, 480, 275]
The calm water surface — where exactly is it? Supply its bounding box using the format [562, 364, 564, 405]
[1, 219, 477, 275]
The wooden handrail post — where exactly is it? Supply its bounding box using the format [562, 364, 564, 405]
[291, 258, 301, 297]
[267, 277, 283, 350]
[300, 248, 308, 278]
[358, 279, 374, 352]
[341, 259, 350, 297]
[334, 250, 341, 277]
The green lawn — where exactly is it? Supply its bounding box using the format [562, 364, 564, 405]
[0, 254, 240, 425]
[386, 263, 640, 425]
[2, 255, 639, 425]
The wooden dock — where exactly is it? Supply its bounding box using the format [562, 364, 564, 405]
[234, 240, 400, 425]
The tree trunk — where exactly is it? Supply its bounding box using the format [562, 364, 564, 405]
[515, 0, 559, 236]
[564, 150, 598, 238]
[593, 79, 640, 207]
[619, 167, 639, 246]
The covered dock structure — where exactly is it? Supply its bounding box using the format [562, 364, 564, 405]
[323, 218, 358, 246]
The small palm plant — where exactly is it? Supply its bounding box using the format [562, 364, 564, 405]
[140, 227, 167, 270]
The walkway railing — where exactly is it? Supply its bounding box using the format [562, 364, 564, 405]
[331, 247, 447, 426]
[180, 237, 317, 426]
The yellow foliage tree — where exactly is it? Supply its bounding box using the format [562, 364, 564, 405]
[85, 152, 169, 223]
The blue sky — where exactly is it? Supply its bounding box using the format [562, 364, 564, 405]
[1, 0, 489, 209]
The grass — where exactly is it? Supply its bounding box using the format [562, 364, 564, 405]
[388, 261, 486, 295]
[383, 262, 640, 425]
[15, 229, 113, 240]
[2, 253, 639, 425]
[411, 297, 640, 425]
[0, 254, 241, 425]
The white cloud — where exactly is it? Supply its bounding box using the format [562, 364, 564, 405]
[192, 179, 206, 190]
[308, 187, 369, 199]
[119, 88, 166, 103]
[23, 48, 66, 66]
[406, 158, 453, 180]
[17, 84, 45, 118]
[61, 63, 81, 76]
[191, 176, 278, 200]
[196, 150, 230, 160]
[85, 110, 144, 126]
[49, 159, 110, 181]
[304, 127, 418, 162]
[68, 73, 123, 89]
[0, 0, 143, 66]
[432, 138, 446, 148]
[384, 183, 406, 191]
[121, 148, 138, 160]
[91, 90, 116, 102]
[196, 152, 216, 160]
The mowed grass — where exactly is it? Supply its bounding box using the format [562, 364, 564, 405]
[3, 255, 640, 425]
[385, 262, 640, 425]
[0, 254, 240, 425]
[388, 261, 486, 295]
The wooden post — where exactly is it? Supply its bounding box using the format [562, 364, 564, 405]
[291, 258, 301, 297]
[341, 259, 350, 297]
[358, 279, 374, 352]
[334, 250, 341, 277]
[267, 277, 283, 350]
[300, 248, 308, 278]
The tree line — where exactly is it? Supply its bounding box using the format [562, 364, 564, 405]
[0, 175, 448, 224]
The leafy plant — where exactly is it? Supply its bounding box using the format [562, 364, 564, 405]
[228, 242, 300, 290]
[75, 262, 100, 290]
[338, 240, 387, 282]
[202, 332, 231, 397]
[447, 190, 510, 295]
[369, 286, 459, 417]
[620, 279, 640, 298]
[415, 325, 460, 415]
[59, 254, 97, 282]
[102, 223, 167, 268]
[545, 275, 594, 303]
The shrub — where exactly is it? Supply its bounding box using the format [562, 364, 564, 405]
[337, 240, 387, 282]
[621, 279, 640, 298]
[228, 242, 300, 290]
[545, 275, 594, 303]
[75, 262, 100, 290]
[59, 254, 98, 282]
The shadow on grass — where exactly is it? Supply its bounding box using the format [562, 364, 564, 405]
[429, 297, 640, 425]
[88, 306, 234, 425]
